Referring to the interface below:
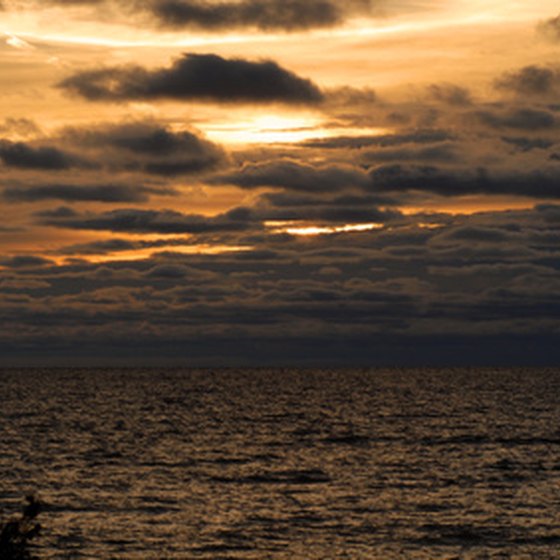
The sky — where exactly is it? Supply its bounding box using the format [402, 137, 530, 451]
[1, 0, 560, 366]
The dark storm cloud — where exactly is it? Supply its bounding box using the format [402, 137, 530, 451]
[36, 207, 256, 234]
[369, 164, 560, 199]
[58, 53, 324, 104]
[212, 161, 369, 192]
[0, 139, 89, 170]
[147, 0, 360, 31]
[495, 65, 560, 96]
[3, 183, 176, 203]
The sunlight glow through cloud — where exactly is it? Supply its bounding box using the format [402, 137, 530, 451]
[267, 222, 385, 236]
[203, 116, 389, 146]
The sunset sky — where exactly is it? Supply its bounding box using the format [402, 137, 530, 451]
[2, 0, 560, 365]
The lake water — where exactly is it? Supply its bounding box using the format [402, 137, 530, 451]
[1, 368, 559, 559]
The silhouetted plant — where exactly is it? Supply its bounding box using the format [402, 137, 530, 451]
[0, 496, 42, 559]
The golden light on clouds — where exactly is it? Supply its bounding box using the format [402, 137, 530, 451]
[203, 114, 390, 146]
[2, 0, 560, 366]
[266, 222, 385, 236]
[84, 244, 255, 265]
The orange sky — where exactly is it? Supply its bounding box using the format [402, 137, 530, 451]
[2, 0, 560, 364]
[1, 0, 559, 261]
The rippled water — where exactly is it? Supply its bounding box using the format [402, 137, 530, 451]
[1, 368, 560, 559]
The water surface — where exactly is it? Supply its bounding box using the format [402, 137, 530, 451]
[1, 368, 559, 558]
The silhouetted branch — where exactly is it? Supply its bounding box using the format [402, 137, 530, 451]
[0, 496, 43, 559]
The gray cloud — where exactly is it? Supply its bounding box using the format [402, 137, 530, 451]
[68, 121, 219, 156]
[3, 204, 560, 365]
[495, 65, 560, 96]
[56, 237, 195, 255]
[369, 164, 560, 199]
[58, 53, 324, 104]
[36, 206, 256, 234]
[1, 0, 437, 36]
[475, 108, 556, 130]
[4, 183, 176, 203]
[65, 121, 225, 176]
[0, 139, 89, 170]
[212, 161, 369, 192]
[0, 255, 54, 268]
[253, 193, 399, 223]
[147, 0, 360, 31]
[501, 136, 555, 152]
[362, 143, 458, 164]
[301, 129, 454, 150]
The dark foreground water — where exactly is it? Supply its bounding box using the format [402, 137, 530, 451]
[1, 368, 560, 559]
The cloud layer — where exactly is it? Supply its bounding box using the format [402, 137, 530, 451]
[2, 5, 560, 365]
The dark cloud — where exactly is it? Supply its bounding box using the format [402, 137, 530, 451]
[65, 121, 225, 175]
[58, 238, 139, 255]
[3, 183, 176, 203]
[143, 159, 216, 176]
[437, 226, 513, 243]
[261, 191, 397, 209]
[254, 192, 399, 223]
[36, 206, 80, 219]
[301, 129, 454, 150]
[268, 205, 396, 224]
[0, 139, 89, 170]
[495, 65, 560, 96]
[56, 237, 195, 255]
[36, 207, 256, 234]
[0, 255, 54, 268]
[362, 143, 458, 164]
[212, 161, 369, 192]
[1, 0, 437, 36]
[3, 204, 560, 366]
[369, 164, 560, 199]
[475, 108, 556, 130]
[68, 121, 220, 157]
[501, 136, 555, 152]
[58, 53, 324, 104]
[147, 0, 361, 31]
